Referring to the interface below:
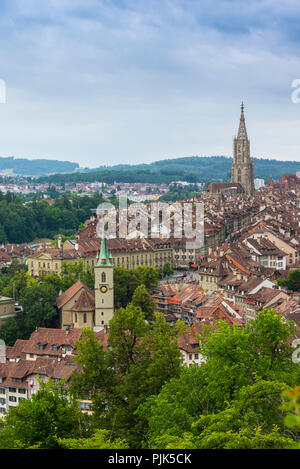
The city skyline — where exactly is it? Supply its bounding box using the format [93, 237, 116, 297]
[0, 1, 300, 166]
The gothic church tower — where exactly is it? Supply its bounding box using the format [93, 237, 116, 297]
[231, 103, 254, 195]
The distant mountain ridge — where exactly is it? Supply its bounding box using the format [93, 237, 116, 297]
[3, 154, 300, 181]
[0, 156, 79, 176]
[80, 156, 300, 182]
[37, 155, 300, 185]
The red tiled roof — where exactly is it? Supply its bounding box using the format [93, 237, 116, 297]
[56, 280, 93, 309]
[71, 290, 95, 311]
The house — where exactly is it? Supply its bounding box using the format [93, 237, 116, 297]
[0, 296, 16, 328]
[178, 322, 205, 367]
[56, 280, 95, 330]
[0, 327, 83, 417]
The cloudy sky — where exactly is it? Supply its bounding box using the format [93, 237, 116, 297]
[0, 0, 300, 167]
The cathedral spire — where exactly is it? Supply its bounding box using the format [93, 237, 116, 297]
[231, 102, 254, 195]
[237, 101, 247, 140]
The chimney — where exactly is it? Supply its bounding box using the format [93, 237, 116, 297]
[0, 340, 6, 363]
[58, 234, 62, 250]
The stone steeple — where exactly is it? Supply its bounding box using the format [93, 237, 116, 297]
[231, 103, 254, 195]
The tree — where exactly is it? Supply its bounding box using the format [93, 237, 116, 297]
[0, 317, 20, 346]
[281, 386, 300, 448]
[6, 259, 27, 277]
[113, 266, 159, 309]
[197, 309, 300, 406]
[138, 310, 300, 448]
[58, 429, 129, 449]
[278, 270, 300, 291]
[70, 308, 186, 448]
[0, 379, 91, 449]
[18, 283, 58, 338]
[136, 365, 208, 446]
[154, 378, 296, 448]
[162, 262, 174, 277]
[71, 327, 114, 399]
[190, 379, 295, 449]
[131, 284, 155, 322]
[2, 270, 36, 301]
[60, 260, 94, 290]
[135, 266, 159, 289]
[113, 267, 141, 308]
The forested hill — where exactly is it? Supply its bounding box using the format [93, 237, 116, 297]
[0, 156, 79, 176]
[37, 156, 300, 185]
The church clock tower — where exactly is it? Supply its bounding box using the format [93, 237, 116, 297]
[231, 103, 254, 195]
[94, 223, 114, 331]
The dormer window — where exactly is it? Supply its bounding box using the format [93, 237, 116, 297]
[38, 343, 47, 351]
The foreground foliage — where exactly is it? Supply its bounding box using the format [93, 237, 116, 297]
[1, 309, 300, 449]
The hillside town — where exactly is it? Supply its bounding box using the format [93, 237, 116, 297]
[0, 103, 300, 454]
[1, 176, 300, 415]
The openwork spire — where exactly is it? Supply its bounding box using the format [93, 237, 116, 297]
[237, 101, 248, 140]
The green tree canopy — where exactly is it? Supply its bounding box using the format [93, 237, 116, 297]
[138, 310, 300, 448]
[278, 269, 300, 291]
[131, 284, 155, 322]
[0, 379, 91, 449]
[71, 307, 186, 447]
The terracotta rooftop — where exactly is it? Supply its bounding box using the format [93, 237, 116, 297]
[56, 280, 93, 309]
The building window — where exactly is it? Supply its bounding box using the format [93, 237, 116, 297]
[238, 168, 241, 183]
[83, 313, 87, 323]
[101, 272, 106, 283]
[9, 396, 17, 402]
[8, 388, 16, 393]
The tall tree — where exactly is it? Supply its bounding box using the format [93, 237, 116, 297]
[71, 307, 186, 447]
[138, 310, 300, 448]
[278, 270, 300, 291]
[0, 379, 91, 449]
[131, 284, 155, 322]
[153, 380, 297, 449]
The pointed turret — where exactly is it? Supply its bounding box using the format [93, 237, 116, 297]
[237, 102, 248, 140]
[96, 220, 112, 266]
[231, 102, 254, 195]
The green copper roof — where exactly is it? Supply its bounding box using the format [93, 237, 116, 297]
[96, 221, 112, 266]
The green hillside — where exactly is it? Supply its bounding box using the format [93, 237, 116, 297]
[0, 156, 79, 176]
[37, 156, 300, 185]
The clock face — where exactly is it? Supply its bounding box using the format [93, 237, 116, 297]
[100, 285, 108, 293]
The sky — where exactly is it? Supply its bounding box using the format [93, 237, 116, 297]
[0, 0, 300, 167]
